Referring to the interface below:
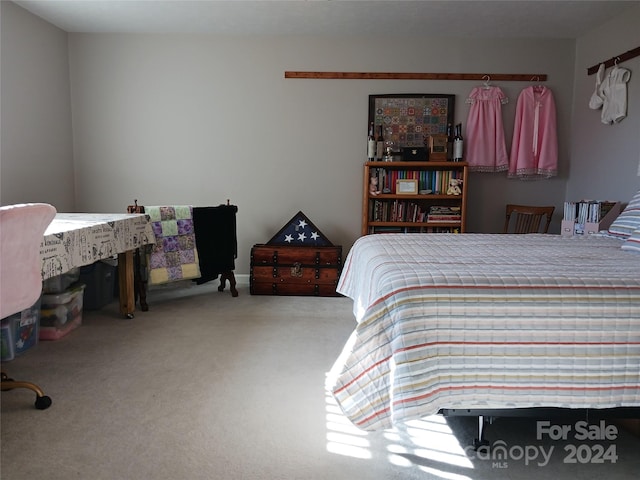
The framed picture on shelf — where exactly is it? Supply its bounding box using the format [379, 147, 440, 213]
[369, 94, 455, 149]
[396, 179, 419, 195]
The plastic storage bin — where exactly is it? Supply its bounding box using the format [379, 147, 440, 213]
[42, 267, 80, 294]
[40, 283, 85, 341]
[0, 299, 41, 361]
[79, 259, 116, 310]
[0, 320, 15, 361]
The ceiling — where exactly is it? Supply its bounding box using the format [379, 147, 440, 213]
[12, 0, 640, 38]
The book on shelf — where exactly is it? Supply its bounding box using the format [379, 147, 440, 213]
[425, 226, 460, 233]
[370, 167, 464, 195]
[427, 217, 461, 222]
[563, 200, 619, 223]
[427, 205, 461, 222]
[429, 206, 461, 215]
[369, 226, 460, 234]
[371, 199, 429, 223]
[371, 226, 404, 233]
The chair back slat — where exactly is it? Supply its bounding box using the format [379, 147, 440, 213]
[504, 204, 555, 234]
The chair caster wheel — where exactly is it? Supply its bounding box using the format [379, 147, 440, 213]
[35, 395, 52, 410]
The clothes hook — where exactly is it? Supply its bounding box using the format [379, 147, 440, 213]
[531, 75, 540, 82]
[614, 56, 620, 65]
[482, 74, 491, 88]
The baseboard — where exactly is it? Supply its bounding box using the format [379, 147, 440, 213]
[147, 273, 250, 292]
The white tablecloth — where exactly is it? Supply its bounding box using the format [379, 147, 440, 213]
[40, 213, 155, 280]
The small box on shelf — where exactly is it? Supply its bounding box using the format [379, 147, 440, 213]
[401, 147, 428, 162]
[427, 134, 448, 161]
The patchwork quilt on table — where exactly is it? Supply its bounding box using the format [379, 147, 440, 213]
[146, 206, 201, 285]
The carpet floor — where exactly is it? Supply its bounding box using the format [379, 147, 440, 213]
[2, 282, 639, 479]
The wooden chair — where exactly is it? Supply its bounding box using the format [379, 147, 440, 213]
[1, 203, 57, 409]
[503, 204, 555, 234]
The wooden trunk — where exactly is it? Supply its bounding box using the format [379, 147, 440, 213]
[250, 244, 342, 296]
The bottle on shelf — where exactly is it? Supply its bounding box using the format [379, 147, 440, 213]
[446, 123, 453, 161]
[376, 125, 384, 161]
[453, 123, 464, 162]
[383, 126, 396, 162]
[367, 122, 376, 161]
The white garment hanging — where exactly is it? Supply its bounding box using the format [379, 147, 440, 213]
[600, 66, 631, 124]
[588, 63, 605, 110]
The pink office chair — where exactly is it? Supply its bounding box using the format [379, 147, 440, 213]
[1, 203, 56, 409]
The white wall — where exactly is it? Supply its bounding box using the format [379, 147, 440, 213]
[568, 4, 640, 203]
[0, 1, 74, 210]
[3, 2, 639, 276]
[66, 33, 577, 273]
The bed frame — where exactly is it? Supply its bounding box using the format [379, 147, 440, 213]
[439, 407, 640, 449]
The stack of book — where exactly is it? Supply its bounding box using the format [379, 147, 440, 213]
[427, 206, 461, 223]
[561, 200, 621, 236]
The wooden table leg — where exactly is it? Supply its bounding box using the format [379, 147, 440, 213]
[118, 250, 136, 318]
[219, 270, 238, 297]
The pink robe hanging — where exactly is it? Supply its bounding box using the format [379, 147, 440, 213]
[465, 86, 509, 172]
[509, 86, 558, 179]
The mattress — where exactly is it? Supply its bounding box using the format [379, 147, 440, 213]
[326, 233, 640, 431]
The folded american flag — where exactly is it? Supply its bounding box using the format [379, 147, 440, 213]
[267, 211, 333, 246]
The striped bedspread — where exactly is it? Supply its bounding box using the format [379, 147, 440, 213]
[326, 233, 640, 431]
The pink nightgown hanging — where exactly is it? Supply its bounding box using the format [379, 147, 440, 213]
[465, 86, 509, 172]
[508, 86, 558, 180]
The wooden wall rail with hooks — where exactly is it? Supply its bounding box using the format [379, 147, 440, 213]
[587, 46, 640, 75]
[284, 71, 547, 82]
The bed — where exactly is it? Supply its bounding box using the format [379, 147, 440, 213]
[326, 233, 640, 434]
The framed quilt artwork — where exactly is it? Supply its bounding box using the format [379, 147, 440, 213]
[369, 94, 455, 149]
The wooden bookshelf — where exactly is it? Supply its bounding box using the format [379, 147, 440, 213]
[362, 161, 468, 235]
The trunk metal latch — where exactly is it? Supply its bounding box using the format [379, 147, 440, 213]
[290, 262, 303, 277]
